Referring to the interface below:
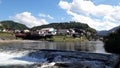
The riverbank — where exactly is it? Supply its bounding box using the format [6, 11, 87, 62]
[0, 32, 16, 40]
[0, 40, 43, 43]
[0, 32, 44, 43]
[0, 32, 87, 42]
[0, 31, 92, 42]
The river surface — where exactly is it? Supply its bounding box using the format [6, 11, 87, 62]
[0, 40, 106, 67]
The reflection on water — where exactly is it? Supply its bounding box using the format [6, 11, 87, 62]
[0, 40, 105, 53]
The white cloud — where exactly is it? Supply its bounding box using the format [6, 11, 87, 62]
[59, 0, 120, 30]
[39, 13, 54, 20]
[10, 12, 48, 28]
[59, 0, 71, 10]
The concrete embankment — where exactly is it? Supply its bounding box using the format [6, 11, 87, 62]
[28, 49, 120, 68]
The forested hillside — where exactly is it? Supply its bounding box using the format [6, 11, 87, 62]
[0, 20, 28, 30]
[32, 21, 96, 33]
[0, 20, 96, 33]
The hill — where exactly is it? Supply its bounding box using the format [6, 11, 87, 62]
[97, 30, 109, 36]
[109, 25, 120, 32]
[97, 25, 120, 36]
[0, 20, 28, 30]
[32, 22, 96, 33]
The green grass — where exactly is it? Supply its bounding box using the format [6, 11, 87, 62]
[46, 35, 86, 42]
[0, 32, 16, 40]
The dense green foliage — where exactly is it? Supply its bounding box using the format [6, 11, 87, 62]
[32, 21, 96, 33]
[0, 20, 28, 30]
[104, 28, 120, 53]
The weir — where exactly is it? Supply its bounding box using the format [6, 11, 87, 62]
[0, 41, 119, 68]
[28, 49, 120, 68]
[0, 49, 119, 68]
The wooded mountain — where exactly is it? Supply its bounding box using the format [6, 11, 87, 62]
[32, 22, 96, 33]
[0, 20, 28, 30]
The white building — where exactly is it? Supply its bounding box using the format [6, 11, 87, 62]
[38, 28, 56, 35]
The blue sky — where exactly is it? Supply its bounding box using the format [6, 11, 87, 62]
[0, 0, 120, 30]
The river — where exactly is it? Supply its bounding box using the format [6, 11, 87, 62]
[0, 40, 106, 67]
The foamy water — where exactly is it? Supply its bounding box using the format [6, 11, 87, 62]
[0, 51, 46, 66]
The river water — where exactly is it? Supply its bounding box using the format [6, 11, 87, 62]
[0, 40, 106, 67]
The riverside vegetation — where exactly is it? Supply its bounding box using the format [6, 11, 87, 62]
[104, 28, 120, 54]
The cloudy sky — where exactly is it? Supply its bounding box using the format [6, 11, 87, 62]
[0, 0, 120, 30]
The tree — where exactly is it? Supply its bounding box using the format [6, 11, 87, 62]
[104, 28, 120, 53]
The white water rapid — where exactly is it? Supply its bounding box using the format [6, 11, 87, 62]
[0, 51, 46, 66]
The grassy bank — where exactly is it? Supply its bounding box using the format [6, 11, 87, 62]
[0, 32, 16, 40]
[46, 35, 86, 42]
[0, 32, 86, 42]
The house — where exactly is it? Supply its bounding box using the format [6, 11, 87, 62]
[3, 29, 9, 32]
[57, 29, 69, 35]
[38, 28, 56, 35]
[24, 29, 30, 33]
[15, 30, 21, 33]
[69, 29, 75, 34]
